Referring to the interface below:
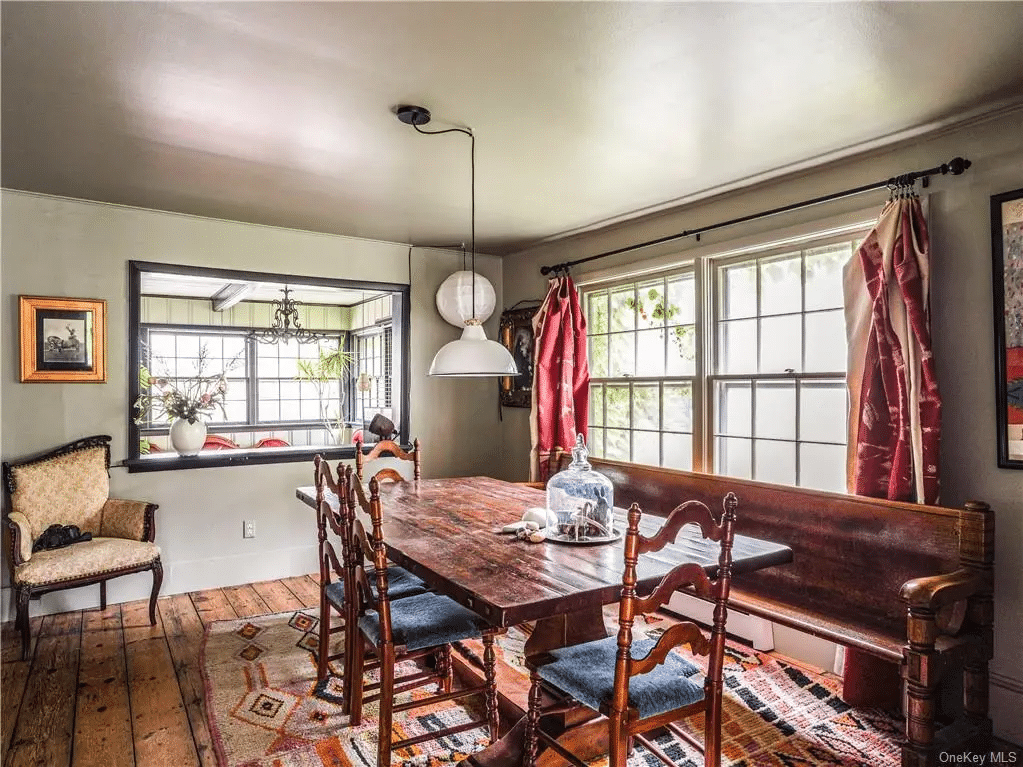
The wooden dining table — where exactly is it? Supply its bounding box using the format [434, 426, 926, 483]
[296, 475, 793, 767]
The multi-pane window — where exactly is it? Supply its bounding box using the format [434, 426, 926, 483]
[128, 261, 410, 468]
[586, 273, 696, 469]
[138, 328, 355, 436]
[141, 330, 248, 425]
[257, 337, 344, 423]
[712, 244, 850, 491]
[353, 327, 392, 425]
[581, 235, 859, 493]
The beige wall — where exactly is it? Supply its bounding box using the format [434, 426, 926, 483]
[500, 109, 1023, 742]
[0, 191, 506, 614]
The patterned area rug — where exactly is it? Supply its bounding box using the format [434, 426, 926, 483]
[201, 610, 902, 767]
[201, 610, 491, 766]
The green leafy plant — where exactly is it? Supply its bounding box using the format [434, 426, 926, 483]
[295, 347, 355, 445]
[625, 289, 696, 360]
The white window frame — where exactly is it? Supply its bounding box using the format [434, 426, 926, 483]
[577, 209, 877, 487]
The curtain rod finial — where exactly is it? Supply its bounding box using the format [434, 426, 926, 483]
[945, 157, 971, 175]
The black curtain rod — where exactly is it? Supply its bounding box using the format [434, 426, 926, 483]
[539, 156, 971, 276]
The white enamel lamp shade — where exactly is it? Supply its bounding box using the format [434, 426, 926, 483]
[428, 321, 518, 377]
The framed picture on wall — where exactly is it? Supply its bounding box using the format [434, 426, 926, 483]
[499, 305, 539, 407]
[991, 187, 1023, 469]
[19, 295, 107, 382]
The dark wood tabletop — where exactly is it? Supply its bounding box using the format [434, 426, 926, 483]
[295, 476, 792, 628]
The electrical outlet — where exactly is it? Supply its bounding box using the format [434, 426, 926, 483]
[243, 520, 255, 539]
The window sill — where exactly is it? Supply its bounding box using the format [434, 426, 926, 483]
[121, 444, 358, 473]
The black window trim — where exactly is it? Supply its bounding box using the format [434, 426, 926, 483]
[126, 260, 411, 472]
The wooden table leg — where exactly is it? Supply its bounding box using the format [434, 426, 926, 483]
[459, 606, 609, 767]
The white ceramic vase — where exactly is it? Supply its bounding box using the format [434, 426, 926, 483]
[170, 418, 207, 456]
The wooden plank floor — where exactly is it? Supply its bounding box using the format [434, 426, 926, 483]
[1, 576, 319, 767]
[4, 578, 1021, 766]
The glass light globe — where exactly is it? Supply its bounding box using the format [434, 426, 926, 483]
[435, 271, 496, 327]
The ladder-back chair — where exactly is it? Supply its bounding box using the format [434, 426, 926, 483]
[524, 493, 738, 767]
[348, 475, 504, 765]
[312, 456, 427, 709]
[355, 438, 421, 483]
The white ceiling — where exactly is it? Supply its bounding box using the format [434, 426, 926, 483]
[3, 2, 1023, 255]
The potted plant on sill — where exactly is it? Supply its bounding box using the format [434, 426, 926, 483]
[295, 347, 355, 446]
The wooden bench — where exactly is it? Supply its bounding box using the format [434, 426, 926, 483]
[570, 456, 994, 767]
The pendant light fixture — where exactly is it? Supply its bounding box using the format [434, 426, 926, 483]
[396, 105, 518, 377]
[251, 286, 335, 345]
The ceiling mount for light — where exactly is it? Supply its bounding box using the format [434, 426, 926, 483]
[396, 104, 518, 378]
[395, 105, 432, 126]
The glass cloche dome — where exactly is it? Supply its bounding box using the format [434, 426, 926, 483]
[546, 434, 616, 543]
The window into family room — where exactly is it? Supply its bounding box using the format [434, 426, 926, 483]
[126, 261, 410, 471]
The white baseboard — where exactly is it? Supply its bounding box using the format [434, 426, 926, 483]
[665, 591, 776, 651]
[1, 544, 318, 624]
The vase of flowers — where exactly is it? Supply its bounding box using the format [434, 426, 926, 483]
[168, 417, 207, 456]
[134, 345, 236, 456]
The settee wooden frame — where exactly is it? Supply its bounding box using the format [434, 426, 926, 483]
[569, 456, 994, 767]
[3, 435, 162, 658]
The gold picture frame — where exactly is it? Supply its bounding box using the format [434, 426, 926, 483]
[19, 295, 107, 383]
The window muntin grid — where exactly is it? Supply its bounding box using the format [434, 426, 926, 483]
[353, 327, 392, 424]
[713, 378, 847, 491]
[585, 272, 696, 468]
[138, 328, 353, 432]
[715, 244, 849, 375]
[256, 337, 344, 423]
[710, 241, 852, 491]
[582, 236, 858, 490]
[140, 329, 248, 426]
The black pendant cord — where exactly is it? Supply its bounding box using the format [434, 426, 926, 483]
[539, 156, 972, 276]
[414, 122, 477, 320]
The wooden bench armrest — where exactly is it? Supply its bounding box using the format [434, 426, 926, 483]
[900, 568, 982, 611]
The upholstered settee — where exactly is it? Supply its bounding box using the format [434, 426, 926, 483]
[2, 435, 162, 658]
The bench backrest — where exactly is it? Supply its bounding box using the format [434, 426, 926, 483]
[571, 456, 992, 636]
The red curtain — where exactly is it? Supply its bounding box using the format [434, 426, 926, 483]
[842, 194, 941, 707]
[529, 275, 589, 482]
[844, 195, 941, 505]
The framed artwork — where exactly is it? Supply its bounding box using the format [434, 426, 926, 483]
[499, 305, 538, 407]
[19, 296, 107, 383]
[991, 188, 1023, 469]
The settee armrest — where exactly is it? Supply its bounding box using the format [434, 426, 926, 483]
[100, 499, 159, 542]
[900, 568, 982, 612]
[5, 512, 33, 565]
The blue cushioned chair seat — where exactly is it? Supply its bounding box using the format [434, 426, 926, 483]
[535, 636, 705, 719]
[359, 591, 493, 652]
[324, 566, 428, 610]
